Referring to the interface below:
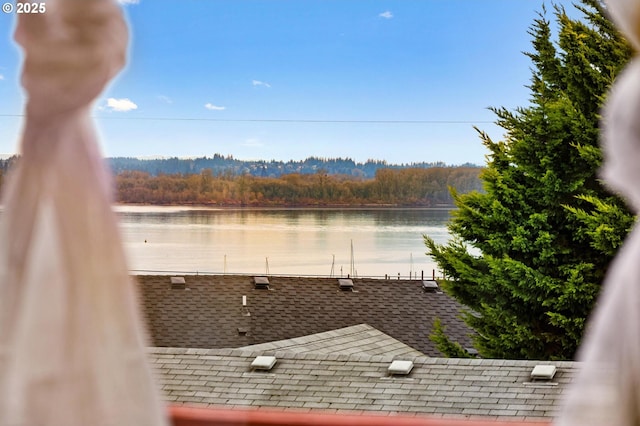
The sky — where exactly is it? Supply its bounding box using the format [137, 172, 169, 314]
[0, 0, 580, 165]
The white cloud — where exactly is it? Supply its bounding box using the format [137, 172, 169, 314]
[0, 74, 4, 81]
[204, 103, 226, 111]
[106, 97, 138, 112]
[118, 0, 139, 4]
[379, 11, 393, 19]
[252, 80, 272, 88]
[157, 95, 173, 104]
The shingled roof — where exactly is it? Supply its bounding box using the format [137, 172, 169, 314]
[136, 275, 473, 356]
[139, 274, 576, 421]
[240, 324, 426, 357]
[150, 346, 575, 420]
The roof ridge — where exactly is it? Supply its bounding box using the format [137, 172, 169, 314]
[148, 346, 579, 368]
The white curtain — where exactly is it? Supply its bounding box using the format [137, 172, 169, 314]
[556, 1, 640, 425]
[0, 1, 167, 425]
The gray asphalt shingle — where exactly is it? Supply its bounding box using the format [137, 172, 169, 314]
[136, 274, 574, 420]
[149, 347, 574, 421]
[240, 324, 426, 357]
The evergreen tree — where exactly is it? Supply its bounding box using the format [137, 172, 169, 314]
[430, 318, 474, 359]
[425, 1, 634, 360]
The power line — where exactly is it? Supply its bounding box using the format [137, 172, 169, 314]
[0, 113, 493, 124]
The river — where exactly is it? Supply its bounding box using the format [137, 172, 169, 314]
[115, 206, 453, 278]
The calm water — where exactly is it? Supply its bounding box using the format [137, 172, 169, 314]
[115, 206, 453, 278]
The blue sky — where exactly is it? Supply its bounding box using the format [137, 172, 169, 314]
[0, 0, 578, 165]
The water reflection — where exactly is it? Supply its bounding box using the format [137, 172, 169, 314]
[115, 206, 453, 277]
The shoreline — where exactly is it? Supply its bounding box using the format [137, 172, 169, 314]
[115, 202, 456, 210]
[131, 272, 444, 281]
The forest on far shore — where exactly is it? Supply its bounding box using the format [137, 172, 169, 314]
[107, 154, 479, 179]
[0, 155, 483, 206]
[116, 166, 482, 207]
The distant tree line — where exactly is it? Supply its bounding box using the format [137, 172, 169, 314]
[0, 155, 481, 206]
[108, 154, 480, 179]
[115, 167, 482, 207]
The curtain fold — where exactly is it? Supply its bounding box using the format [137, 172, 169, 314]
[556, 1, 640, 425]
[0, 1, 167, 425]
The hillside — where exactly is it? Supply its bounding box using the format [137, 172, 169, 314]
[108, 154, 480, 179]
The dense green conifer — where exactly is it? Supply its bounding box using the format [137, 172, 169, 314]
[425, 0, 634, 360]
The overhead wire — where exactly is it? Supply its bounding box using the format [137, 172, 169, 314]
[0, 113, 493, 124]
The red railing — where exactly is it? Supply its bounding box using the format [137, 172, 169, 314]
[170, 406, 551, 426]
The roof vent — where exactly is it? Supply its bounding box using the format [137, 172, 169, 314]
[170, 276, 186, 290]
[338, 278, 354, 291]
[241, 295, 251, 317]
[465, 347, 480, 358]
[251, 355, 277, 371]
[531, 364, 556, 380]
[422, 280, 439, 292]
[388, 360, 414, 376]
[254, 276, 270, 290]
